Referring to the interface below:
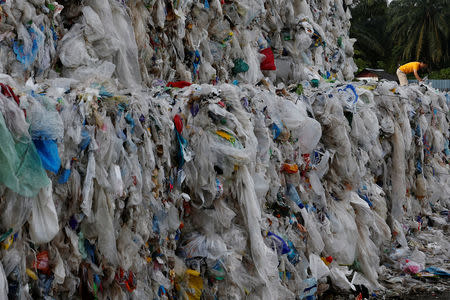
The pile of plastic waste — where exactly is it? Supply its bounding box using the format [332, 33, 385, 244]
[0, 0, 449, 299]
[0, 0, 357, 88]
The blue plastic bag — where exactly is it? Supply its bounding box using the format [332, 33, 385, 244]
[286, 183, 304, 209]
[13, 26, 45, 68]
[33, 139, 61, 174]
[267, 231, 290, 255]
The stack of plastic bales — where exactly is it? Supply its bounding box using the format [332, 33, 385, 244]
[0, 0, 449, 299]
[0, 0, 356, 88]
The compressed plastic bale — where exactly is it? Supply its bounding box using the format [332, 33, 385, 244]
[85, 0, 142, 87]
[235, 166, 287, 300]
[29, 183, 60, 244]
[391, 123, 406, 222]
[350, 192, 381, 285]
[324, 200, 358, 265]
[0, 0, 447, 298]
[95, 187, 119, 266]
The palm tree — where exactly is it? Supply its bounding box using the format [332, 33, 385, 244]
[350, 0, 390, 70]
[388, 0, 450, 68]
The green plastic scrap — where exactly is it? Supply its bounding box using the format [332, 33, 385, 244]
[232, 59, 249, 75]
[0, 228, 13, 243]
[0, 112, 50, 197]
[78, 232, 88, 259]
[349, 260, 362, 272]
[93, 282, 98, 300]
[295, 84, 304, 95]
[337, 36, 343, 48]
[339, 260, 362, 273]
[310, 79, 319, 88]
[282, 31, 291, 41]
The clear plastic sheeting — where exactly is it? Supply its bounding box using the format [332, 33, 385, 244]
[0, 0, 448, 299]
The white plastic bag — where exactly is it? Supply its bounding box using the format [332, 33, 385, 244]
[0, 262, 7, 299]
[330, 266, 355, 291]
[81, 152, 96, 218]
[95, 187, 119, 265]
[59, 24, 93, 68]
[309, 253, 330, 279]
[29, 184, 59, 244]
[82, 6, 105, 42]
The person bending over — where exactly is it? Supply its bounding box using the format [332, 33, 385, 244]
[396, 61, 427, 86]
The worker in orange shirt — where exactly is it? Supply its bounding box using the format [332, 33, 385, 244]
[396, 62, 427, 86]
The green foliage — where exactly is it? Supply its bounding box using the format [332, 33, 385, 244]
[351, 0, 450, 75]
[354, 58, 371, 72]
[350, 0, 389, 68]
[428, 68, 450, 79]
[388, 0, 450, 68]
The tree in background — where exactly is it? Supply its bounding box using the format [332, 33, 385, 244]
[350, 0, 390, 72]
[351, 0, 450, 76]
[388, 0, 450, 72]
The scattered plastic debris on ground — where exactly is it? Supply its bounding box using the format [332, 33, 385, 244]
[0, 0, 448, 299]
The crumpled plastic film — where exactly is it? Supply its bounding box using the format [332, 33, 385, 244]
[0, 0, 449, 299]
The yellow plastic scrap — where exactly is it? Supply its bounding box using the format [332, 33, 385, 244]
[321, 257, 331, 266]
[359, 85, 376, 91]
[216, 130, 236, 145]
[186, 269, 203, 300]
[3, 236, 13, 250]
[26, 268, 38, 280]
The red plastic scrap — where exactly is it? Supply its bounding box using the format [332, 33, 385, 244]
[0, 83, 26, 117]
[0, 83, 20, 106]
[173, 114, 183, 133]
[115, 268, 136, 293]
[260, 48, 276, 70]
[166, 81, 192, 88]
[33, 251, 50, 274]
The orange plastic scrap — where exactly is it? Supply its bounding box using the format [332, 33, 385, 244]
[296, 223, 307, 233]
[281, 163, 299, 174]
